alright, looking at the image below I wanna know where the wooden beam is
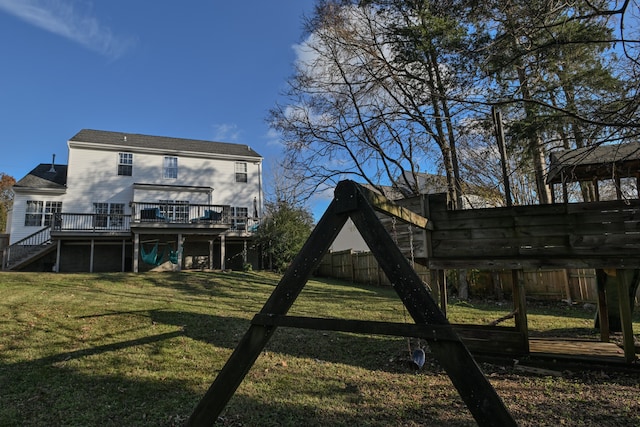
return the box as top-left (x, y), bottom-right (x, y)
top-left (616, 269), bottom-right (636, 363)
top-left (220, 234), bottom-right (225, 270)
top-left (596, 269), bottom-right (610, 342)
top-left (430, 269), bottom-right (441, 315)
top-left (251, 314), bottom-right (461, 342)
top-left (355, 183), bottom-right (433, 230)
top-left (55, 240), bottom-right (61, 272)
top-left (133, 233), bottom-right (139, 273)
top-left (89, 239), bottom-right (95, 273)
top-left (511, 270), bottom-right (529, 352)
top-left (208, 240), bottom-right (213, 270)
top-left (438, 269), bottom-right (447, 316)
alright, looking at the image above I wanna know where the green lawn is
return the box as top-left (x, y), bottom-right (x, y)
top-left (1, 271), bottom-right (638, 426)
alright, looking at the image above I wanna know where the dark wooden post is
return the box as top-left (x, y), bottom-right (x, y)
top-left (596, 269), bottom-right (610, 342)
top-left (511, 270), bottom-right (529, 352)
top-left (616, 269), bottom-right (636, 363)
top-left (430, 269), bottom-right (440, 312)
top-left (429, 269), bottom-right (448, 317)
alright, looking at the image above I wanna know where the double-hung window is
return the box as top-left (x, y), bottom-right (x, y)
top-left (235, 162), bottom-right (247, 183)
top-left (25, 201), bottom-right (44, 226)
top-left (118, 152), bottom-right (133, 176)
top-left (109, 203), bottom-right (125, 228)
top-left (164, 156), bottom-right (178, 179)
top-left (44, 201), bottom-right (63, 227)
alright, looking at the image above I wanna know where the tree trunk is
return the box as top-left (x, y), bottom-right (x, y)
top-left (516, 65), bottom-right (551, 204)
top-left (458, 269), bottom-right (469, 300)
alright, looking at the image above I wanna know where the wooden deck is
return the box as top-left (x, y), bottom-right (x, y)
top-left (528, 338), bottom-right (638, 366)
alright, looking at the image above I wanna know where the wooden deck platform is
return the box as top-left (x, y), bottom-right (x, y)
top-left (528, 338), bottom-right (638, 367)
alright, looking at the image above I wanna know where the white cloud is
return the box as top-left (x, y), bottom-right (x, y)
top-left (0, 0), bottom-right (135, 59)
top-left (265, 128), bottom-right (283, 147)
top-left (211, 123), bottom-right (241, 142)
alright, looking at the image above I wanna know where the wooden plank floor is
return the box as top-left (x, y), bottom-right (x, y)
top-left (529, 338), bottom-right (636, 365)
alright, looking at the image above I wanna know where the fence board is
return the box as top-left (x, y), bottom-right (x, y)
top-left (318, 252), bottom-right (640, 304)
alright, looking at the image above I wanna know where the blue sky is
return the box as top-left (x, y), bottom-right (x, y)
top-left (0, 1), bottom-right (330, 216)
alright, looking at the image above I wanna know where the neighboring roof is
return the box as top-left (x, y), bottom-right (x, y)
top-left (13, 163), bottom-right (68, 190)
top-left (361, 183), bottom-right (407, 200)
top-left (398, 171), bottom-right (496, 196)
top-left (69, 129), bottom-right (263, 159)
top-left (547, 142), bottom-right (640, 184)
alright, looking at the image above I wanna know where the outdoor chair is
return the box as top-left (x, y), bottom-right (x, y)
top-left (140, 207), bottom-right (166, 222)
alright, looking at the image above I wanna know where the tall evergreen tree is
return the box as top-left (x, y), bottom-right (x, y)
top-left (476, 0), bottom-right (627, 202)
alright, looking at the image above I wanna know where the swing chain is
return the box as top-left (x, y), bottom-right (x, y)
top-left (391, 215), bottom-right (422, 364)
top-left (408, 224), bottom-right (415, 268)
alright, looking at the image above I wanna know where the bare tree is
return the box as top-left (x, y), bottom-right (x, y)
top-left (269, 1), bottom-right (475, 207)
top-left (0, 173), bottom-right (16, 233)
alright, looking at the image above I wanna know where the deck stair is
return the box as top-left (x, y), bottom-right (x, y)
top-left (2, 227), bottom-right (54, 271)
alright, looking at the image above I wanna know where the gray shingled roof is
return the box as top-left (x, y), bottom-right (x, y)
top-left (14, 163), bottom-right (68, 189)
top-left (69, 129), bottom-right (262, 158)
top-left (547, 142), bottom-right (640, 183)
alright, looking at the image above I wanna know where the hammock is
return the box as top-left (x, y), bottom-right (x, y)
top-left (140, 241), bottom-right (166, 266)
top-left (168, 244), bottom-right (180, 265)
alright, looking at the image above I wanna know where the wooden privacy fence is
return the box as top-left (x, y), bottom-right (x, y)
top-left (317, 249), bottom-right (430, 287)
top-left (317, 251), bottom-right (640, 303)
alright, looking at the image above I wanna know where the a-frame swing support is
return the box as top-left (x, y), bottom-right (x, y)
top-left (187, 180), bottom-right (516, 426)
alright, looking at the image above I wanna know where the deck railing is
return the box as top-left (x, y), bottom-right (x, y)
top-left (52, 213), bottom-right (132, 232)
top-left (131, 202), bottom-right (230, 224)
top-left (131, 202), bottom-right (259, 232)
top-left (47, 203), bottom-right (260, 233)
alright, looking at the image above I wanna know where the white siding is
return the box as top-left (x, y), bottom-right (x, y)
top-left (9, 192), bottom-right (65, 244)
top-left (65, 146), bottom-right (262, 213)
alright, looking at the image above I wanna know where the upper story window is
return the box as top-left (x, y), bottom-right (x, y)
top-left (164, 156), bottom-right (178, 179)
top-left (118, 152), bottom-right (133, 176)
top-left (235, 162), bottom-right (247, 183)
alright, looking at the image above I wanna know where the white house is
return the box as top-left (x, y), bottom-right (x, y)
top-left (4, 129), bottom-right (263, 272)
